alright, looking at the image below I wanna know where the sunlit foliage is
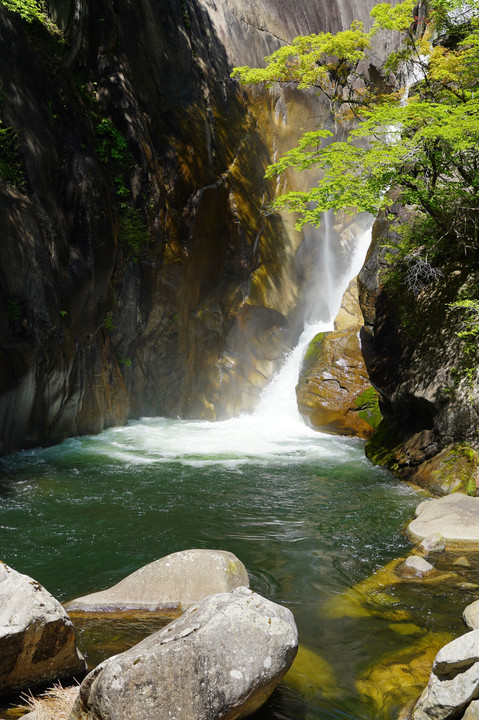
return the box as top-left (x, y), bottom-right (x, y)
top-left (232, 0), bottom-right (479, 261)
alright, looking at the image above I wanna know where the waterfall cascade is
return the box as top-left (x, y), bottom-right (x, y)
top-left (251, 218), bottom-right (374, 432)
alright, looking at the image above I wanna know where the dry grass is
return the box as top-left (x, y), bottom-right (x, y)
top-left (19, 683), bottom-right (79, 719)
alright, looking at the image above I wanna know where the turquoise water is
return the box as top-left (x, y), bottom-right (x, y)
top-left (2, 414), bottom-right (469, 719)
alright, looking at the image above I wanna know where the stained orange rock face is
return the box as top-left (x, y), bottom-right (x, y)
top-left (296, 328), bottom-right (378, 438)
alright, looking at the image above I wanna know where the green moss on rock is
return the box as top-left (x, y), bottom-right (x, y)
top-left (410, 444), bottom-right (479, 496)
top-left (365, 419), bottom-right (403, 469)
top-left (355, 386), bottom-right (382, 430)
top-left (300, 332), bottom-right (326, 376)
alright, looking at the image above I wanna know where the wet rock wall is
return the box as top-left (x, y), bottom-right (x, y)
top-left (0, 0), bottom-right (383, 454)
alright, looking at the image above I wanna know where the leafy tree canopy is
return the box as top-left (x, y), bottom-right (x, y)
top-left (231, 0), bottom-right (479, 266)
top-left (0, 0), bottom-right (46, 23)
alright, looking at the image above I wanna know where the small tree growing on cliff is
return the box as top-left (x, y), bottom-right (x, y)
top-left (0, 0), bottom-right (46, 23)
top-left (231, 0), bottom-right (479, 267)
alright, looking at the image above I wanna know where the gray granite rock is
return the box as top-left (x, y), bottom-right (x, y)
top-left (420, 533), bottom-right (446, 554)
top-left (0, 562), bottom-right (86, 696)
top-left (464, 601), bottom-right (479, 631)
top-left (412, 631), bottom-right (479, 720)
top-left (69, 587), bottom-right (298, 720)
top-left (408, 494), bottom-right (479, 548)
top-left (396, 556), bottom-right (435, 578)
top-left (66, 549), bottom-right (249, 613)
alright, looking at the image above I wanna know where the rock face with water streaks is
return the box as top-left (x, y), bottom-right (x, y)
top-left (69, 586), bottom-right (298, 720)
top-left (0, 0), bottom-right (389, 454)
top-left (0, 562), bottom-right (86, 696)
top-left (65, 549), bottom-right (249, 612)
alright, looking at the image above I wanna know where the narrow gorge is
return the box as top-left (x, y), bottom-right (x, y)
top-left (2, 0), bottom-right (479, 719)
top-left (0, 0), bottom-right (383, 453)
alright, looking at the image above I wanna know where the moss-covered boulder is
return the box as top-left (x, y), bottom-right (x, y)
top-left (296, 328), bottom-right (381, 438)
top-left (366, 422), bottom-right (479, 496)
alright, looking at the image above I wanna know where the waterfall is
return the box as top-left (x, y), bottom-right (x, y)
top-left (66, 217), bottom-right (375, 465)
top-left (252, 218), bottom-right (373, 428)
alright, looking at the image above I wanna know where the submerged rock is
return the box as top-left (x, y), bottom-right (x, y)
top-left (0, 562), bottom-right (86, 696)
top-left (396, 556), bottom-right (435, 578)
top-left (408, 494), bottom-right (479, 548)
top-left (411, 630), bottom-right (479, 720)
top-left (66, 549), bottom-right (249, 613)
top-left (453, 555), bottom-right (471, 568)
top-left (69, 587), bottom-right (298, 720)
top-left (283, 644), bottom-right (339, 700)
top-left (358, 633), bottom-right (452, 719)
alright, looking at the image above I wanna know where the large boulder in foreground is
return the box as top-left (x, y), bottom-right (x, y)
top-left (69, 586), bottom-right (298, 720)
top-left (66, 549), bottom-right (249, 613)
top-left (411, 630), bottom-right (479, 720)
top-left (408, 494), bottom-right (479, 549)
top-left (0, 562), bottom-right (86, 696)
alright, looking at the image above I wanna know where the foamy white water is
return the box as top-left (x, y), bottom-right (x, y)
top-left (253, 220), bottom-right (373, 426)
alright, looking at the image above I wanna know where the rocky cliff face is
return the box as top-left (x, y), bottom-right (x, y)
top-left (0, 0), bottom-right (383, 454)
top-left (358, 209), bottom-right (479, 494)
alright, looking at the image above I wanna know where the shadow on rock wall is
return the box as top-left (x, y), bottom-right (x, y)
top-left (0, 0), bottom-right (383, 453)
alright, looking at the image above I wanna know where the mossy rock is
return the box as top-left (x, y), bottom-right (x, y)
top-left (321, 556), bottom-right (456, 622)
top-left (355, 386), bottom-right (382, 431)
top-left (410, 444), bottom-right (479, 496)
top-left (365, 419), bottom-right (404, 469)
top-left (297, 329), bottom-right (378, 439)
top-left (283, 644), bottom-right (339, 700)
top-left (356, 632), bottom-right (454, 717)
top-left (300, 332), bottom-right (326, 377)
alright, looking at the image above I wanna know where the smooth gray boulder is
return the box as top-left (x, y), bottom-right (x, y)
top-left (396, 556), bottom-right (435, 578)
top-left (420, 533), bottom-right (446, 554)
top-left (464, 601), bottom-right (479, 631)
top-left (412, 631), bottom-right (479, 720)
top-left (0, 562), bottom-right (86, 696)
top-left (408, 494), bottom-right (479, 548)
top-left (69, 586), bottom-right (298, 720)
top-left (66, 549), bottom-right (249, 612)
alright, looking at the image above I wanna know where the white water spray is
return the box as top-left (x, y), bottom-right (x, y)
top-left (252, 219), bottom-right (373, 430)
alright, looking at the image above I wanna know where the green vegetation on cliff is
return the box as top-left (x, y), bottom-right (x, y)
top-left (0, 125), bottom-right (24, 187)
top-left (0, 0), bottom-right (45, 23)
top-left (234, 0), bottom-right (479, 435)
top-left (232, 0), bottom-right (479, 269)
